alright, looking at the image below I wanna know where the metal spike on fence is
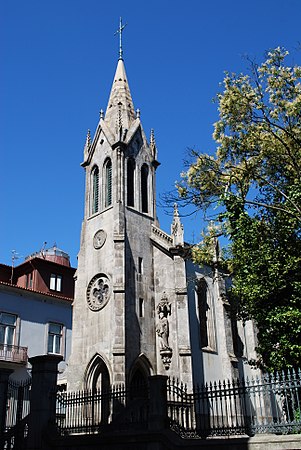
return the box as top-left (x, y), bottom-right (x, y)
top-left (291, 367), bottom-right (296, 381)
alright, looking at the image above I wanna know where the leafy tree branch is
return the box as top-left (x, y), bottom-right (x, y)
top-left (177, 47), bottom-right (301, 370)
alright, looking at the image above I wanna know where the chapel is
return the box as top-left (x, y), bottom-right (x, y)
top-left (66, 33), bottom-right (257, 393)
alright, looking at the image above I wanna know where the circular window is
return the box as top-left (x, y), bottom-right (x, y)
top-left (86, 274), bottom-right (110, 311)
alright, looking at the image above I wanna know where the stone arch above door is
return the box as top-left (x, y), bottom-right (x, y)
top-left (84, 353), bottom-right (111, 393)
top-left (129, 354), bottom-right (153, 397)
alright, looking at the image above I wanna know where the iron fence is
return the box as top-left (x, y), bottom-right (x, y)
top-left (5, 379), bottom-right (31, 431)
top-left (0, 378), bottom-right (31, 450)
top-left (54, 369), bottom-right (301, 438)
top-left (167, 368), bottom-right (301, 438)
top-left (1, 416), bottom-right (29, 450)
top-left (55, 382), bottom-right (149, 435)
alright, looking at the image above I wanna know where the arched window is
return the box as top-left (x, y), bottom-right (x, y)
top-left (197, 279), bottom-right (216, 351)
top-left (91, 166), bottom-right (99, 214)
top-left (127, 158), bottom-right (135, 207)
top-left (141, 164), bottom-right (148, 213)
top-left (104, 159), bottom-right (112, 207)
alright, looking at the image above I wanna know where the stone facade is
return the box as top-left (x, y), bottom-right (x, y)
top-left (66, 55), bottom-right (256, 392)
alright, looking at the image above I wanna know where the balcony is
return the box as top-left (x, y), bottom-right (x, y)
top-left (0, 344), bottom-right (28, 364)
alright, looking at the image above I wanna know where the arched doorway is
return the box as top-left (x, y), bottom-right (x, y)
top-left (129, 356), bottom-right (152, 400)
top-left (85, 354), bottom-right (111, 425)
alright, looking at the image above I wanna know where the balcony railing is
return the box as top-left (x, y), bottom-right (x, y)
top-left (0, 344), bottom-right (28, 364)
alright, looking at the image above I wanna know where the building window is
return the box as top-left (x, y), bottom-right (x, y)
top-left (141, 164), bottom-right (148, 213)
top-left (127, 158), bottom-right (135, 207)
top-left (0, 313), bottom-right (17, 346)
top-left (50, 274), bottom-right (62, 292)
top-left (105, 158), bottom-right (112, 207)
top-left (48, 323), bottom-right (63, 354)
top-left (92, 166), bottom-right (99, 214)
top-left (197, 279), bottom-right (216, 352)
top-left (26, 272), bottom-right (33, 289)
top-left (139, 298), bottom-right (144, 318)
top-left (138, 257), bottom-right (143, 275)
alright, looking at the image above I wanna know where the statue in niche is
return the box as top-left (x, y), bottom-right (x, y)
top-left (156, 310), bottom-right (170, 350)
top-left (156, 293), bottom-right (173, 369)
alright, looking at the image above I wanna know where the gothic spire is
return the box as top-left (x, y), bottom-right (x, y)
top-left (104, 57), bottom-right (136, 135)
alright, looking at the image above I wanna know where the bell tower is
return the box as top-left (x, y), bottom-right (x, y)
top-left (67, 28), bottom-right (160, 390)
top-left (67, 24), bottom-right (241, 393)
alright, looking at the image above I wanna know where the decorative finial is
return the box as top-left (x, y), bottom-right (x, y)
top-left (150, 128), bottom-right (156, 149)
top-left (86, 129), bottom-right (91, 145)
top-left (115, 17), bottom-right (127, 60)
top-left (150, 128), bottom-right (158, 159)
top-left (173, 203), bottom-right (179, 217)
top-left (207, 221), bottom-right (222, 263)
top-left (171, 203), bottom-right (184, 246)
top-left (136, 108), bottom-right (140, 119)
top-left (84, 129), bottom-right (91, 155)
top-left (100, 109), bottom-right (104, 120)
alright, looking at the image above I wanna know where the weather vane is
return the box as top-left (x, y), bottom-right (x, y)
top-left (115, 17), bottom-right (127, 60)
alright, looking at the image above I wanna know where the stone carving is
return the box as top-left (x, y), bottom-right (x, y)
top-left (171, 203), bottom-right (184, 246)
top-left (156, 292), bottom-right (173, 370)
top-left (93, 229), bottom-right (107, 249)
top-left (87, 274), bottom-right (110, 311)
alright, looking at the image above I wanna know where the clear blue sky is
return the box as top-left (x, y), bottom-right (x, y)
top-left (1, 0), bottom-right (300, 267)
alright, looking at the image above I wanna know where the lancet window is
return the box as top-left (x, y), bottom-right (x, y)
top-left (127, 158), bottom-right (135, 207)
top-left (197, 279), bottom-right (217, 352)
top-left (141, 164), bottom-right (148, 213)
top-left (104, 158), bottom-right (112, 207)
top-left (91, 166), bottom-right (99, 214)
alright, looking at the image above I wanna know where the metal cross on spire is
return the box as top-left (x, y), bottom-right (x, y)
top-left (115, 17), bottom-right (127, 60)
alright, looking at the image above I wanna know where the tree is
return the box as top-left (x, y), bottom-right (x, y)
top-left (178, 48), bottom-right (301, 371)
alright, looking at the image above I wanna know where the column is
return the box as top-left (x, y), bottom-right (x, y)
top-left (148, 375), bottom-right (168, 431)
top-left (27, 354), bottom-right (62, 450)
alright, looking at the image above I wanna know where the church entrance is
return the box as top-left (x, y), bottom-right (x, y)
top-left (129, 367), bottom-right (149, 400)
top-left (85, 355), bottom-right (111, 425)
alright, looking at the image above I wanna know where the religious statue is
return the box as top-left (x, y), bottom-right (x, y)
top-left (156, 293), bottom-right (173, 369)
top-left (156, 311), bottom-right (170, 350)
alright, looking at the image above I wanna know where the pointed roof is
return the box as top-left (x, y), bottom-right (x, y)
top-left (104, 58), bottom-right (136, 133)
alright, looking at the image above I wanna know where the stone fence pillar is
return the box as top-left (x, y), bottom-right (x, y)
top-left (0, 368), bottom-right (13, 435)
top-left (27, 354), bottom-right (62, 450)
top-left (148, 375), bottom-right (168, 431)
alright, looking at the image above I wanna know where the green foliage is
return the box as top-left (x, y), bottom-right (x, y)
top-left (178, 48), bottom-right (301, 371)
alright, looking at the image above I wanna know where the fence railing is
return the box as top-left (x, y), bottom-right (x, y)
top-left (55, 369), bottom-right (301, 438)
top-left (167, 368), bottom-right (301, 438)
top-left (1, 416), bottom-right (29, 450)
top-left (5, 379), bottom-right (31, 431)
top-left (0, 378), bottom-right (31, 450)
top-left (55, 382), bottom-right (149, 435)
